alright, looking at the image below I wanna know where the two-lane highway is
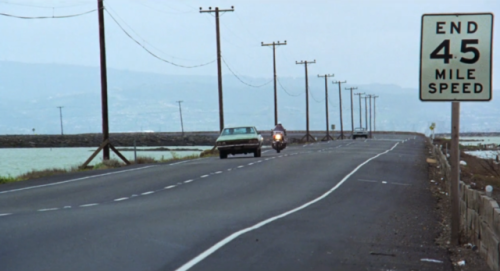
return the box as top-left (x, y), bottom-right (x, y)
top-left (0, 134), bottom-right (452, 271)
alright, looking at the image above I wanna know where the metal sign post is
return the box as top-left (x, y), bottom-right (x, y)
top-left (420, 13), bottom-right (494, 245)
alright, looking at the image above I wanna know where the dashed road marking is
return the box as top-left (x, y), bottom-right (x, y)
top-left (80, 203), bottom-right (98, 208)
top-left (237, 166), bottom-right (244, 168)
top-left (184, 179), bottom-right (194, 183)
top-left (63, 206), bottom-right (72, 209)
top-left (215, 171), bottom-right (223, 174)
top-left (114, 197), bottom-right (129, 202)
top-left (382, 181), bottom-right (388, 184)
top-left (38, 208), bottom-right (59, 212)
top-left (0, 213), bottom-right (12, 217)
top-left (165, 185), bottom-right (176, 189)
top-left (141, 191), bottom-right (155, 195)
top-left (201, 175), bottom-right (209, 178)
top-left (248, 163), bottom-right (254, 166)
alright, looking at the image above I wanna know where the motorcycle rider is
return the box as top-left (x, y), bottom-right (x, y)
top-left (272, 122), bottom-right (287, 153)
top-left (273, 122), bottom-right (287, 136)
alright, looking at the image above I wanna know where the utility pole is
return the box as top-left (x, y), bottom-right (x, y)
top-left (97, 0), bottom-right (109, 160)
top-left (354, 92), bottom-right (365, 128)
top-left (364, 95), bottom-right (369, 130)
top-left (368, 94), bottom-right (373, 138)
top-left (332, 80), bottom-right (346, 139)
top-left (200, 6), bottom-right (234, 132)
top-left (373, 95), bottom-right (379, 132)
top-left (57, 106), bottom-right (64, 135)
top-left (296, 60), bottom-right (316, 143)
top-left (318, 74), bottom-right (335, 141)
top-left (262, 40), bottom-right (286, 126)
top-left (80, 0), bottom-right (130, 168)
top-left (176, 101), bottom-right (184, 136)
top-left (345, 87), bottom-right (358, 138)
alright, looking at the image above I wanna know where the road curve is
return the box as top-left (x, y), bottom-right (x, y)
top-left (0, 134), bottom-right (452, 271)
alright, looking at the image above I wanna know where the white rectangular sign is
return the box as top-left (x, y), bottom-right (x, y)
top-left (420, 13), bottom-right (493, 101)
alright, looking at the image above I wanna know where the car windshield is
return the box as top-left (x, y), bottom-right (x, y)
top-left (222, 127), bottom-right (255, 135)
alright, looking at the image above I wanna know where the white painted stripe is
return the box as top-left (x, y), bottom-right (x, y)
top-left (227, 169), bottom-right (232, 171)
top-left (214, 171), bottom-right (223, 174)
top-left (165, 185), bottom-right (176, 189)
top-left (63, 206), bottom-right (72, 209)
top-left (38, 208), bottom-right (58, 212)
top-left (114, 197), bottom-right (129, 201)
top-left (141, 191), bottom-right (154, 195)
top-left (175, 142), bottom-right (400, 271)
top-left (0, 213), bottom-right (12, 217)
top-left (0, 165), bottom-right (157, 195)
top-left (237, 166), bottom-right (244, 168)
top-left (200, 175), bottom-right (209, 178)
top-left (257, 160), bottom-right (262, 163)
top-left (262, 150), bottom-right (270, 153)
top-left (248, 163), bottom-right (254, 166)
top-left (80, 203), bottom-right (98, 208)
top-left (184, 179), bottom-right (194, 183)
top-left (421, 258), bottom-right (443, 264)
top-left (382, 181), bottom-right (387, 184)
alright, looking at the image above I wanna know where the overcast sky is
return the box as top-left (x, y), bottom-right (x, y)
top-left (0, 0), bottom-right (498, 89)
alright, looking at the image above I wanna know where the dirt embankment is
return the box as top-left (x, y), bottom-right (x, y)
top-left (0, 133), bottom-right (218, 148)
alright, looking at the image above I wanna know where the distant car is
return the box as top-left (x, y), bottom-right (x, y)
top-left (216, 126), bottom-right (264, 159)
top-left (353, 128), bottom-right (368, 139)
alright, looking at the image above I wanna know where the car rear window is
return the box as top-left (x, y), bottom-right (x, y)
top-left (222, 127), bottom-right (255, 135)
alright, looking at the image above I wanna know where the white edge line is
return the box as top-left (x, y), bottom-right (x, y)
top-left (174, 142), bottom-right (400, 271)
top-left (0, 165), bottom-right (157, 195)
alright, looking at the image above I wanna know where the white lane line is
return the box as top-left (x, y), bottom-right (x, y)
top-left (38, 208), bottom-right (59, 212)
top-left (357, 179), bottom-right (378, 183)
top-left (248, 163), bottom-right (254, 166)
top-left (63, 206), bottom-right (72, 209)
top-left (0, 213), bottom-right (12, 217)
top-left (262, 150), bottom-right (270, 154)
top-left (184, 179), bottom-right (194, 183)
top-left (346, 142), bottom-right (354, 146)
top-left (237, 166), bottom-right (244, 168)
top-left (141, 191), bottom-right (154, 195)
top-left (165, 185), bottom-right (176, 189)
top-left (382, 181), bottom-right (387, 184)
top-left (114, 197), bottom-right (129, 202)
top-left (215, 171), bottom-right (223, 174)
top-left (257, 160), bottom-right (262, 163)
top-left (265, 158), bottom-right (270, 161)
top-left (80, 203), bottom-right (98, 208)
top-left (175, 142), bottom-right (400, 271)
top-left (227, 169), bottom-right (232, 171)
top-left (0, 165), bottom-right (157, 195)
top-left (200, 175), bottom-right (209, 178)
top-left (364, 139), bottom-right (367, 142)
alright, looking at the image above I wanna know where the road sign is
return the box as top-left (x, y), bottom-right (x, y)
top-left (420, 13), bottom-right (493, 101)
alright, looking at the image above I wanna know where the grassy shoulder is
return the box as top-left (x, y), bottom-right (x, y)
top-left (0, 150), bottom-right (218, 185)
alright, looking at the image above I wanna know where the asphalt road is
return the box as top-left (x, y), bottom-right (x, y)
top-left (0, 134), bottom-right (453, 271)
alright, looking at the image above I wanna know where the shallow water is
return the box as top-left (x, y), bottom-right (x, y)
top-left (0, 146), bottom-right (211, 177)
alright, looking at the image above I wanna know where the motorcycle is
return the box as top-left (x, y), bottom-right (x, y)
top-left (271, 131), bottom-right (287, 153)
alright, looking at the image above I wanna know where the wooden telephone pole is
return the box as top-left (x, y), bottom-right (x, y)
top-left (81, 0), bottom-right (130, 168)
top-left (318, 74), bottom-right (335, 141)
top-left (296, 60), bottom-right (316, 143)
top-left (345, 87), bottom-right (358, 138)
top-left (200, 6), bottom-right (234, 132)
top-left (332, 80), bottom-right (346, 139)
top-left (262, 40), bottom-right (286, 126)
top-left (354, 93), bottom-right (365, 128)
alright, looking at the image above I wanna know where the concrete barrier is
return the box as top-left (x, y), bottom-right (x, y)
top-left (430, 138), bottom-right (500, 271)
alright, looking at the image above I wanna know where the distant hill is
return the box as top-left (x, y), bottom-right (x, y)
top-left (0, 61), bottom-right (498, 135)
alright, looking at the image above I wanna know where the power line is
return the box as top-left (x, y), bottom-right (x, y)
top-left (0, 8), bottom-right (97, 19)
top-left (276, 76), bottom-right (302, 97)
top-left (104, 8), bottom-right (216, 68)
top-left (221, 56), bottom-right (272, 88)
top-left (0, 1), bottom-right (92, 9)
top-left (309, 89), bottom-right (324, 103)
